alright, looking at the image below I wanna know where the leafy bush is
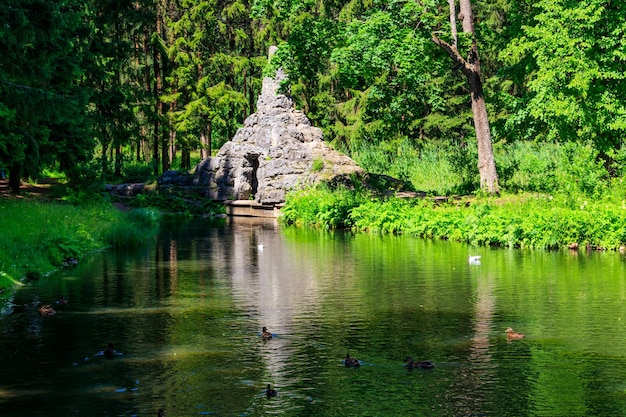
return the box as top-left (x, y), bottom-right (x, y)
top-left (281, 185), bottom-right (369, 229)
top-left (497, 141), bottom-right (608, 195)
top-left (122, 162), bottom-right (155, 183)
top-left (283, 187), bottom-right (626, 250)
top-left (65, 159), bottom-right (106, 196)
top-left (131, 190), bottom-right (225, 216)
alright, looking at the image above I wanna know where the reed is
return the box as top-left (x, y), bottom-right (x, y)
top-left (350, 139), bottom-right (463, 195)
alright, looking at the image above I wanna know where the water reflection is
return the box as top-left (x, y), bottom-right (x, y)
top-left (2, 217), bottom-right (626, 416)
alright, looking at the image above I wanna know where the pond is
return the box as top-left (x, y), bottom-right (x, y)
top-left (1, 217), bottom-right (626, 417)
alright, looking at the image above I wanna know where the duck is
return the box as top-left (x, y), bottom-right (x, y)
top-left (266, 384), bottom-right (278, 398)
top-left (38, 304), bottom-right (56, 316)
top-left (344, 353), bottom-right (360, 368)
top-left (103, 343), bottom-right (116, 358)
top-left (261, 326), bottom-right (272, 340)
top-left (405, 357), bottom-right (435, 369)
top-left (506, 327), bottom-right (525, 340)
top-left (468, 255), bottom-right (481, 265)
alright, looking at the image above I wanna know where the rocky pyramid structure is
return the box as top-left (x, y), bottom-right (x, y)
top-left (192, 47), bottom-right (364, 205)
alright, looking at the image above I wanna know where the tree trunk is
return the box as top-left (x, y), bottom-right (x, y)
top-left (200, 121), bottom-right (213, 159)
top-left (181, 147), bottom-right (190, 170)
top-left (432, 0), bottom-right (500, 194)
top-left (152, 3), bottom-right (163, 177)
top-left (8, 163), bottom-right (21, 194)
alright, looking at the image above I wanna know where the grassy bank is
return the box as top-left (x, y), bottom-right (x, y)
top-left (280, 184), bottom-right (626, 250)
top-left (0, 199), bottom-right (159, 294)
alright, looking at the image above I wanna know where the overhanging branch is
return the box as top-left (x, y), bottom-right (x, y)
top-left (431, 35), bottom-right (471, 76)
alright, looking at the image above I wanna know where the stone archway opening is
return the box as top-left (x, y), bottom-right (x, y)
top-left (246, 154), bottom-right (260, 198)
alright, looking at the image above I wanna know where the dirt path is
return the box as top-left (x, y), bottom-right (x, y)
top-left (0, 178), bottom-right (63, 199)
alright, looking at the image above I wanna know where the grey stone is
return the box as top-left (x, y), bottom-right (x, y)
top-left (191, 48), bottom-right (364, 205)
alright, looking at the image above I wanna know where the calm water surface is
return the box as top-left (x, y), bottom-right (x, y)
top-left (1, 217), bottom-right (626, 417)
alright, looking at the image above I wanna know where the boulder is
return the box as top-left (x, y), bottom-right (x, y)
top-left (192, 47), bottom-right (365, 205)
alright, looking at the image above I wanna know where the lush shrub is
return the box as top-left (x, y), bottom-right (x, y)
top-left (130, 191), bottom-right (225, 216)
top-left (280, 185), bottom-right (369, 229)
top-left (497, 141), bottom-right (608, 195)
top-left (281, 188), bottom-right (626, 250)
top-left (122, 162), bottom-right (155, 183)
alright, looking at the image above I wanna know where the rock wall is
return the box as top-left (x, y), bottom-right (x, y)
top-left (192, 47), bottom-right (364, 205)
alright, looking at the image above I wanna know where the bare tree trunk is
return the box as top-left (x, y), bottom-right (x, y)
top-left (432, 0), bottom-right (500, 194)
top-left (181, 147), bottom-right (190, 170)
top-left (448, 0), bottom-right (458, 47)
top-left (200, 128), bottom-right (209, 160)
top-left (207, 121), bottom-right (212, 156)
top-left (153, 53), bottom-right (161, 176)
top-left (152, 2), bottom-right (163, 176)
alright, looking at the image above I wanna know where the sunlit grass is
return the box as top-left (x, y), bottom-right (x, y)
top-left (350, 139), bottom-right (462, 195)
top-left (0, 199), bottom-right (159, 294)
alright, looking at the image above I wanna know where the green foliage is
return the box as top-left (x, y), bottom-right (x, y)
top-left (122, 162), bottom-right (156, 183)
top-left (280, 185), bottom-right (369, 229)
top-left (350, 138), bottom-right (464, 195)
top-left (311, 158), bottom-right (324, 172)
top-left (345, 190), bottom-right (626, 250)
top-left (497, 141), bottom-right (608, 195)
top-left (498, 0), bottom-right (626, 148)
top-left (0, 0), bottom-right (94, 186)
top-left (0, 199), bottom-right (159, 292)
top-left (64, 160), bottom-right (107, 203)
top-left (131, 190), bottom-right (226, 216)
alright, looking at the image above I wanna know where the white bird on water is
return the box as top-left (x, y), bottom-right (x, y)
top-left (468, 255), bottom-right (481, 265)
top-left (257, 244), bottom-right (264, 251)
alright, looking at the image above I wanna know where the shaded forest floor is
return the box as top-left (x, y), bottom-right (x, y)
top-left (0, 178), bottom-right (62, 199)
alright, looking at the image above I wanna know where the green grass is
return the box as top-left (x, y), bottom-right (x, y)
top-left (0, 199), bottom-right (159, 294)
top-left (350, 139), bottom-right (464, 195)
top-left (280, 184), bottom-right (626, 250)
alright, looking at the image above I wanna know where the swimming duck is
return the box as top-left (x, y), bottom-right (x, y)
top-left (506, 327), bottom-right (525, 340)
top-left (103, 343), bottom-right (116, 359)
top-left (468, 255), bottom-right (481, 265)
top-left (266, 384), bottom-right (278, 398)
top-left (38, 304), bottom-right (56, 316)
top-left (344, 353), bottom-right (360, 368)
top-left (261, 326), bottom-right (272, 340)
top-left (405, 357), bottom-right (434, 369)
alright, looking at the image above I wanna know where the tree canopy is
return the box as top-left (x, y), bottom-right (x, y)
top-left (0, 0), bottom-right (624, 194)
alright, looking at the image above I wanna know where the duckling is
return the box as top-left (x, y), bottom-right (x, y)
top-left (266, 384), bottom-right (278, 398)
top-left (344, 353), bottom-right (360, 368)
top-left (103, 343), bottom-right (116, 359)
top-left (261, 326), bottom-right (272, 340)
top-left (405, 357), bottom-right (434, 369)
top-left (506, 327), bottom-right (525, 340)
top-left (38, 304), bottom-right (56, 316)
